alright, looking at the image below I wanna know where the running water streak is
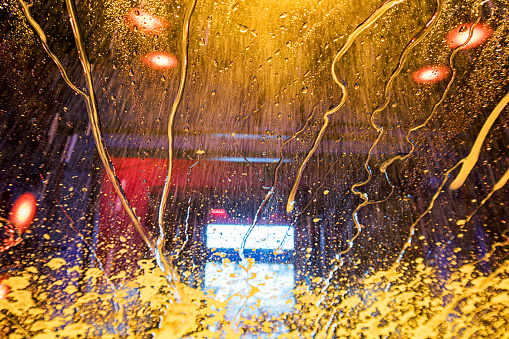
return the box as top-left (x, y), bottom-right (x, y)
top-left (18, 0), bottom-right (177, 284)
top-left (286, 0), bottom-right (407, 214)
top-left (17, 0), bottom-right (86, 97)
top-left (157, 0), bottom-right (198, 273)
top-left (64, 0), bottom-right (180, 278)
top-left (449, 87), bottom-right (509, 190)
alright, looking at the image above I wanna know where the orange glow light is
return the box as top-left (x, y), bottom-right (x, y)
top-left (142, 52), bottom-right (178, 70)
top-left (9, 192), bottom-right (37, 234)
top-left (0, 284), bottom-right (9, 299)
top-left (412, 66), bottom-right (450, 84)
top-left (125, 8), bottom-right (168, 34)
top-left (446, 23), bottom-right (492, 49)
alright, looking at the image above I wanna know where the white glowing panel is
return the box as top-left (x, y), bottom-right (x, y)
top-left (206, 224), bottom-right (294, 250)
top-left (204, 262), bottom-right (295, 317)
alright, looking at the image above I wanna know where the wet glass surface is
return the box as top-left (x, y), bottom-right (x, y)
top-left (1, 0), bottom-right (509, 337)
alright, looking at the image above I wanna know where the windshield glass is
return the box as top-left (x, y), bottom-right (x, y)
top-left (1, 0), bottom-right (509, 338)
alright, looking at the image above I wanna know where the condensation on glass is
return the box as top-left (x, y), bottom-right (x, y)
top-left (1, 0), bottom-right (509, 337)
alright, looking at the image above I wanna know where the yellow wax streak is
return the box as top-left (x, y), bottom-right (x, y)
top-left (450, 88), bottom-right (509, 190)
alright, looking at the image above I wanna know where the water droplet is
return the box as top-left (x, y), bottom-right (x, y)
top-left (161, 75), bottom-right (166, 81)
top-left (301, 87), bottom-right (308, 94)
top-left (459, 25), bottom-right (468, 33)
top-left (280, 12), bottom-right (287, 18)
top-left (354, 83), bottom-right (360, 89)
top-left (129, 69), bottom-right (134, 76)
top-left (239, 24), bottom-right (249, 33)
top-left (211, 89), bottom-right (216, 95)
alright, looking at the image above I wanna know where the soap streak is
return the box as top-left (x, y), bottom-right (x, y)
top-left (157, 0), bottom-right (198, 280)
top-left (17, 0), bottom-right (86, 97)
top-left (455, 165), bottom-right (509, 230)
top-left (277, 160), bottom-right (338, 252)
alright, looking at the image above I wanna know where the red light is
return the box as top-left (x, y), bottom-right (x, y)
top-left (412, 66), bottom-right (450, 84)
top-left (9, 193), bottom-right (37, 234)
top-left (125, 8), bottom-right (169, 34)
top-left (210, 208), bottom-right (229, 219)
top-left (142, 52), bottom-right (178, 70)
top-left (446, 23), bottom-right (492, 49)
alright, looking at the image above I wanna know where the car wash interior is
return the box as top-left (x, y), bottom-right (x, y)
top-left (1, 0), bottom-right (509, 337)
